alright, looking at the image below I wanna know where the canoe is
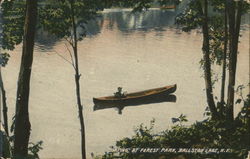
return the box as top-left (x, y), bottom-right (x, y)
top-left (93, 84), bottom-right (176, 105)
top-left (160, 5), bottom-right (176, 10)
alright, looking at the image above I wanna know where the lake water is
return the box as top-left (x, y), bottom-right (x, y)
top-left (2, 9), bottom-right (249, 158)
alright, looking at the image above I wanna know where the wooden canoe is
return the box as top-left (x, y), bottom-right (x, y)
top-left (93, 84), bottom-right (177, 104)
top-left (160, 5), bottom-right (176, 10)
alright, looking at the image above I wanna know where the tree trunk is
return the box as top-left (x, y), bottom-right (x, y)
top-left (13, 0), bottom-right (37, 158)
top-left (226, 0), bottom-right (242, 122)
top-left (247, 91), bottom-right (250, 147)
top-left (200, 0), bottom-right (219, 120)
top-left (73, 46), bottom-right (86, 159)
top-left (70, 1), bottom-right (86, 159)
top-left (219, 1), bottom-right (228, 117)
top-left (248, 31), bottom-right (250, 147)
top-left (0, 68), bottom-right (9, 136)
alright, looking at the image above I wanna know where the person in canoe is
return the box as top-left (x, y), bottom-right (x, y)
top-left (114, 87), bottom-right (126, 98)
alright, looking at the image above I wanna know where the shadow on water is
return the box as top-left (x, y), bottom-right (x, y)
top-left (35, 30), bottom-right (59, 52)
top-left (93, 94), bottom-right (176, 114)
top-left (34, 18), bottom-right (104, 52)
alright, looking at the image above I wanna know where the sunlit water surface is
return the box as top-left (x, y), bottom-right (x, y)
top-left (2, 9), bottom-right (249, 158)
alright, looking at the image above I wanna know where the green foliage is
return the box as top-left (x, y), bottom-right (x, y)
top-left (0, 52), bottom-right (10, 67)
top-left (175, 0), bottom-right (203, 32)
top-left (210, 0), bottom-right (226, 12)
top-left (195, 15), bottom-right (227, 74)
top-left (1, 131), bottom-right (12, 158)
top-left (171, 114), bottom-right (188, 125)
top-left (0, 0), bottom-right (25, 66)
top-left (176, 0), bottom-right (250, 66)
top-left (27, 141), bottom-right (43, 159)
top-left (117, 119), bottom-right (157, 149)
top-left (39, 0), bottom-right (102, 41)
top-left (1, 0), bottom-right (25, 50)
top-left (235, 85), bottom-right (250, 122)
top-left (176, 0), bottom-right (231, 98)
top-left (209, 16), bottom-right (226, 65)
top-left (101, 115), bottom-right (250, 159)
top-left (103, 0), bottom-right (154, 11)
top-left (1, 129), bottom-right (43, 159)
top-left (130, 0), bottom-right (154, 12)
top-left (159, 0), bottom-right (181, 6)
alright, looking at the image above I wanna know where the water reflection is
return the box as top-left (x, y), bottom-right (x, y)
top-left (34, 8), bottom-right (250, 52)
top-left (35, 30), bottom-right (59, 52)
top-left (35, 18), bottom-right (103, 52)
top-left (84, 18), bottom-right (104, 36)
top-left (94, 94), bottom-right (176, 114)
top-left (103, 9), bottom-right (176, 32)
top-left (34, 9), bottom-right (178, 52)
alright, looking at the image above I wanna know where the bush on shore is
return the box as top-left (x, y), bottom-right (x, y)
top-left (98, 95), bottom-right (250, 159)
